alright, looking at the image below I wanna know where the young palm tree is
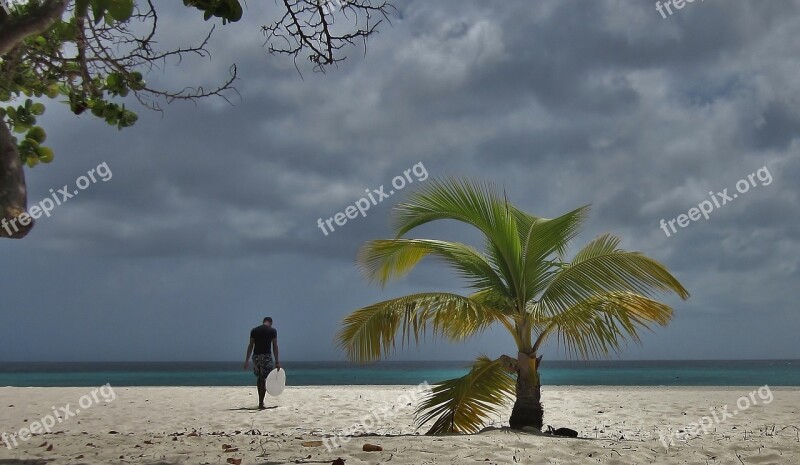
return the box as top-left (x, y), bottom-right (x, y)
top-left (336, 178), bottom-right (689, 434)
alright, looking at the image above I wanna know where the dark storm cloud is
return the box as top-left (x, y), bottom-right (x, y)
top-left (1, 0), bottom-right (798, 362)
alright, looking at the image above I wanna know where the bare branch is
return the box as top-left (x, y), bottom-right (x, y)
top-left (262, 0), bottom-right (393, 73)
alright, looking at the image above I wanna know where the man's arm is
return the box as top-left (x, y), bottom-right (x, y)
top-left (243, 337), bottom-right (254, 370)
top-left (272, 337), bottom-right (281, 370)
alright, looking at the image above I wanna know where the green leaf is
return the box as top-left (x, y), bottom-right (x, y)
top-left (107, 0), bottom-right (134, 21)
top-left (30, 103), bottom-right (46, 116)
top-left (105, 73), bottom-right (120, 88)
top-left (75, 0), bottom-right (90, 17)
top-left (37, 146), bottom-right (54, 163)
top-left (90, 0), bottom-right (109, 24)
top-left (26, 126), bottom-right (46, 143)
top-left (44, 85), bottom-right (60, 99)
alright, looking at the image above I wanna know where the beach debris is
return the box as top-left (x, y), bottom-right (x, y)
top-left (545, 426), bottom-right (578, 438)
top-left (222, 444), bottom-right (239, 453)
top-left (331, 458), bottom-right (345, 465)
top-left (108, 430), bottom-right (119, 434)
top-left (226, 458), bottom-right (242, 465)
top-left (46, 444), bottom-right (53, 451)
top-left (301, 440), bottom-right (324, 447)
top-left (362, 443), bottom-right (383, 451)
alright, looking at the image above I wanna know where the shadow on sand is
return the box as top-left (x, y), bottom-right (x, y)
top-left (228, 406), bottom-right (279, 411)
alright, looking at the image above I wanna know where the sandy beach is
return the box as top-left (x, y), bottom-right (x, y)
top-left (0, 385), bottom-right (798, 464)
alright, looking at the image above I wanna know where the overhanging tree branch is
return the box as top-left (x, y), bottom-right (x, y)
top-left (2, 0), bottom-right (391, 239)
top-left (0, 0), bottom-right (68, 55)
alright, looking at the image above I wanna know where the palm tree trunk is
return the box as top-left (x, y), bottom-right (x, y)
top-left (508, 352), bottom-right (543, 430)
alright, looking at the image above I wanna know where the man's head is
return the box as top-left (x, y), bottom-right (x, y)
top-left (263, 317), bottom-right (273, 327)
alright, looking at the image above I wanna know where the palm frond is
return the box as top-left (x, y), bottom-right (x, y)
top-left (416, 355), bottom-right (516, 435)
top-left (538, 235), bottom-right (690, 317)
top-left (468, 288), bottom-right (520, 345)
top-left (468, 288), bottom-right (513, 314)
top-left (533, 292), bottom-right (674, 358)
top-left (336, 293), bottom-right (507, 362)
top-left (392, 178), bottom-right (512, 238)
top-left (357, 239), bottom-right (509, 293)
top-left (571, 233), bottom-right (621, 265)
top-left (523, 206), bottom-right (590, 263)
top-left (520, 206), bottom-right (590, 301)
top-left (509, 205), bottom-right (542, 239)
top-left (391, 178), bottom-right (525, 300)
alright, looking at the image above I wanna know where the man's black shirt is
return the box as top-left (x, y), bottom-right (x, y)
top-left (250, 325), bottom-right (277, 355)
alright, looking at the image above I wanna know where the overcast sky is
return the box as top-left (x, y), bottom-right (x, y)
top-left (1, 0), bottom-right (798, 362)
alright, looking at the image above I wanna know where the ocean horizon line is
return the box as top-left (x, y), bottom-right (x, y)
top-left (1, 360), bottom-right (798, 387)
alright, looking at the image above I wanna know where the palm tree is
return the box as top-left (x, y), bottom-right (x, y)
top-left (336, 178), bottom-right (689, 434)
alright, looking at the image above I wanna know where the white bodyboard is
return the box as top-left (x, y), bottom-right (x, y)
top-left (265, 368), bottom-right (286, 396)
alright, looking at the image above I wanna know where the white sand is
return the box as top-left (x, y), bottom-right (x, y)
top-left (1, 386), bottom-right (798, 464)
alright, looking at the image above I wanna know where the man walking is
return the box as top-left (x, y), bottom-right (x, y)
top-left (244, 317), bottom-right (281, 410)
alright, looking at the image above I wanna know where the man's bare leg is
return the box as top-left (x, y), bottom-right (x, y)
top-left (257, 377), bottom-right (267, 409)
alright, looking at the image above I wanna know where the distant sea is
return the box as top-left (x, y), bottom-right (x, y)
top-left (0, 360), bottom-right (798, 387)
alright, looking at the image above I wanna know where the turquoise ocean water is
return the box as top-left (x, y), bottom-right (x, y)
top-left (0, 360), bottom-right (798, 387)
